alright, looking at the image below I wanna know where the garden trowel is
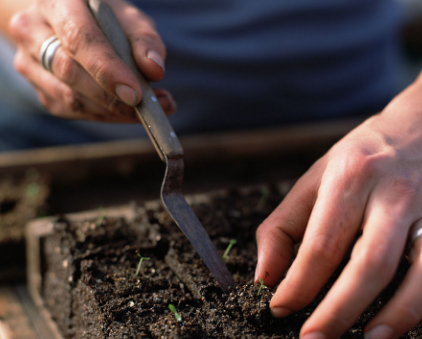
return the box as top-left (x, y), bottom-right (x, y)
top-left (89, 0), bottom-right (235, 292)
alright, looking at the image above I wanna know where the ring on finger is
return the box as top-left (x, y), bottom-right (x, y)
top-left (40, 36), bottom-right (61, 73)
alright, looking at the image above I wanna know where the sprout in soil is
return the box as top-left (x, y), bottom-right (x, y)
top-left (96, 206), bottom-right (107, 226)
top-left (222, 239), bottom-right (237, 260)
top-left (132, 253), bottom-right (150, 278)
top-left (168, 304), bottom-right (182, 322)
top-left (257, 186), bottom-right (271, 210)
top-left (257, 278), bottom-right (266, 296)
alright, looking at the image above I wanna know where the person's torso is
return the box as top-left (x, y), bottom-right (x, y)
top-left (130, 0), bottom-right (404, 132)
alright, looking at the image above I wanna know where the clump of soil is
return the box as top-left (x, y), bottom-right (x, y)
top-left (41, 185), bottom-right (421, 338)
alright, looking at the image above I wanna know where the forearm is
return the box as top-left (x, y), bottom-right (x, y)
top-left (0, 0), bottom-right (33, 40)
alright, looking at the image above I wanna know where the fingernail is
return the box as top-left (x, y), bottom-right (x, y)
top-left (365, 325), bottom-right (394, 339)
top-left (147, 50), bottom-right (165, 72)
top-left (301, 331), bottom-right (326, 339)
top-left (115, 84), bottom-right (138, 106)
top-left (270, 307), bottom-right (292, 318)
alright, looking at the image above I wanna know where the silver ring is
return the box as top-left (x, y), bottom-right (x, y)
top-left (407, 219), bottom-right (422, 263)
top-left (39, 36), bottom-right (61, 73)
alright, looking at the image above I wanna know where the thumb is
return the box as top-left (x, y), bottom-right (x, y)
top-left (255, 161), bottom-right (323, 286)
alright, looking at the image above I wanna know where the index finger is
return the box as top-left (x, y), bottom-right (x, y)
top-left (41, 0), bottom-right (142, 106)
top-left (255, 159), bottom-right (325, 286)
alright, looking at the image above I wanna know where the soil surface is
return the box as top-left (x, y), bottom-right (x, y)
top-left (41, 184), bottom-right (422, 338)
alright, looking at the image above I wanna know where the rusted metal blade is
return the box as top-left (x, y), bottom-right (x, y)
top-left (161, 157), bottom-right (235, 293)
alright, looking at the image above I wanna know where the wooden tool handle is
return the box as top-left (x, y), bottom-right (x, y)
top-left (88, 0), bottom-right (183, 161)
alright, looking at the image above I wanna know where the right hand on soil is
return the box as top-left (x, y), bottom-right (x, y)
top-left (9, 0), bottom-right (176, 123)
top-left (255, 74), bottom-right (422, 338)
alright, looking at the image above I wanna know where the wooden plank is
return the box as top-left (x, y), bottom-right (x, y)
top-left (26, 205), bottom-right (136, 339)
top-left (15, 286), bottom-right (62, 339)
top-left (0, 286), bottom-right (36, 339)
top-left (0, 118), bottom-right (363, 183)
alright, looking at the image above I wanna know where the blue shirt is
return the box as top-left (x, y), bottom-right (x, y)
top-left (131, 0), bottom-right (403, 133)
top-left (0, 0), bottom-right (404, 150)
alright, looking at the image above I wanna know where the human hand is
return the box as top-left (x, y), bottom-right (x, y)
top-left (255, 75), bottom-right (422, 338)
top-left (9, 0), bottom-right (176, 122)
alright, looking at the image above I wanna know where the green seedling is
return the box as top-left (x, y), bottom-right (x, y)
top-left (257, 186), bottom-right (271, 210)
top-left (168, 304), bottom-right (182, 323)
top-left (133, 253), bottom-right (150, 278)
top-left (257, 278), bottom-right (266, 296)
top-left (222, 239), bottom-right (237, 260)
top-left (95, 206), bottom-right (107, 226)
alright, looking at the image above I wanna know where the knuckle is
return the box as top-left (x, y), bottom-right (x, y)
top-left (9, 11), bottom-right (30, 39)
top-left (389, 176), bottom-right (419, 199)
top-left (126, 6), bottom-right (157, 29)
top-left (328, 149), bottom-right (381, 194)
top-left (343, 152), bottom-right (377, 181)
top-left (60, 18), bottom-right (92, 56)
top-left (91, 114), bottom-right (107, 122)
top-left (14, 52), bottom-right (27, 75)
top-left (99, 90), bottom-right (116, 109)
top-left (264, 228), bottom-right (294, 261)
top-left (383, 175), bottom-right (421, 214)
top-left (55, 52), bottom-right (77, 84)
top-left (140, 13), bottom-right (157, 29)
top-left (257, 216), bottom-right (296, 243)
top-left (37, 91), bottom-right (52, 110)
top-left (110, 101), bottom-right (135, 118)
top-left (255, 220), bottom-right (272, 242)
top-left (88, 59), bottom-right (111, 87)
top-left (279, 288), bottom-right (310, 310)
top-left (394, 305), bottom-right (422, 327)
top-left (132, 32), bottom-right (166, 57)
top-left (358, 247), bottom-right (396, 281)
top-left (255, 222), bottom-right (266, 240)
top-left (307, 234), bottom-right (344, 264)
top-left (61, 88), bottom-right (85, 113)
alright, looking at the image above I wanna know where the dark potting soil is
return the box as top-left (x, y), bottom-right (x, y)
top-left (41, 185), bottom-right (422, 338)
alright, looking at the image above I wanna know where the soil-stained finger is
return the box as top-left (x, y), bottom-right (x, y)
top-left (15, 51), bottom-right (138, 123)
top-left (40, 0), bottom-right (143, 106)
top-left (50, 47), bottom-right (136, 117)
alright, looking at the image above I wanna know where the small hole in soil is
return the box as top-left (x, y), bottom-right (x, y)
top-left (0, 200), bottom-right (17, 214)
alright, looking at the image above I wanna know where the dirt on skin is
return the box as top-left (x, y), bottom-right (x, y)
top-left (42, 184), bottom-right (422, 338)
